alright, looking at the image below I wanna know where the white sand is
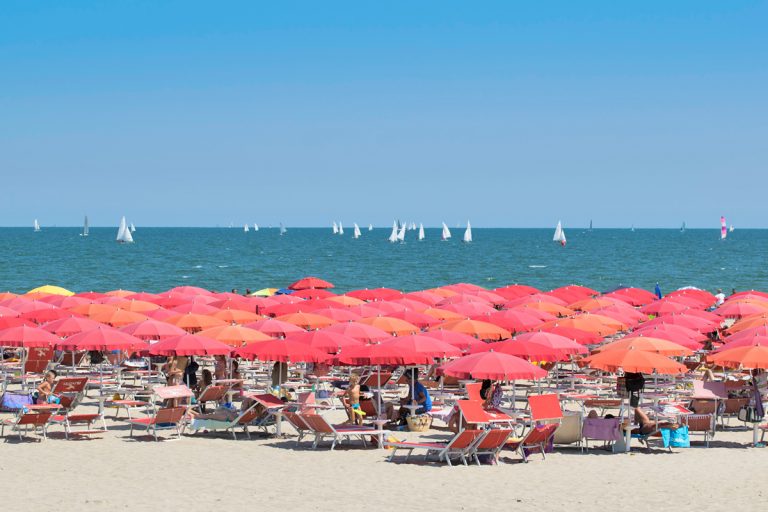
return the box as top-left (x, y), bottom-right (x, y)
top-left (1, 401), bottom-right (767, 512)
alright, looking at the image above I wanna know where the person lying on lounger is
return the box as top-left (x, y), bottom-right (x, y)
top-left (631, 408), bottom-right (680, 435)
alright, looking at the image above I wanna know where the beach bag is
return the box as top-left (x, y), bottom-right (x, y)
top-left (1, 392), bottom-right (33, 412)
top-left (660, 426), bottom-right (690, 448)
top-left (738, 405), bottom-right (764, 423)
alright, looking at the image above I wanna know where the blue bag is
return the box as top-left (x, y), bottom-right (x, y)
top-left (1, 392), bottom-right (33, 412)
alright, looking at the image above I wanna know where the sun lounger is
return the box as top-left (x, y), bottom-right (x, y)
top-left (553, 411), bottom-right (583, 449)
top-left (283, 410), bottom-right (312, 443)
top-left (127, 406), bottom-right (186, 441)
top-left (469, 428), bottom-right (514, 465)
top-left (507, 423), bottom-right (559, 462)
top-left (456, 399), bottom-right (515, 429)
top-left (683, 414), bottom-right (715, 447)
top-left (298, 412), bottom-right (380, 450)
top-left (386, 429), bottom-right (485, 466)
top-left (193, 384), bottom-right (229, 412)
top-left (189, 402), bottom-right (264, 440)
top-left (361, 372), bottom-right (392, 389)
top-left (1, 410), bottom-right (55, 441)
top-left (50, 377), bottom-right (107, 438)
top-left (581, 417), bottom-right (622, 452)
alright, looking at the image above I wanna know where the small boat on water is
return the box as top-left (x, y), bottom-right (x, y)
top-left (729, 225), bottom-right (734, 233)
top-left (80, 216), bottom-right (89, 237)
top-left (280, 223), bottom-right (287, 235)
top-left (463, 221), bottom-right (472, 243)
top-left (388, 221), bottom-right (398, 243)
top-left (338, 222), bottom-right (344, 235)
top-left (253, 224), bottom-right (259, 231)
top-left (33, 219), bottom-right (41, 232)
top-left (441, 222), bottom-right (451, 241)
top-left (116, 216), bottom-right (134, 243)
top-left (129, 222), bottom-right (136, 233)
top-left (418, 223), bottom-right (425, 241)
top-left (353, 223), bottom-right (361, 239)
top-left (553, 220), bottom-right (566, 247)
top-left (332, 222), bottom-right (338, 234)
top-left (721, 216), bottom-right (727, 240)
top-left (396, 222), bottom-right (406, 243)
top-left (681, 221), bottom-right (686, 233)
top-left (244, 224), bottom-right (250, 232)
top-left (368, 224), bottom-right (373, 231)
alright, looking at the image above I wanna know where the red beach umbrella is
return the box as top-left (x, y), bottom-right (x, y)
top-left (245, 318), bottom-right (305, 338)
top-left (56, 326), bottom-right (146, 351)
top-left (337, 343), bottom-right (432, 366)
top-left (235, 338), bottom-right (329, 363)
top-left (285, 330), bottom-right (362, 354)
top-left (149, 334), bottom-right (233, 356)
top-left (380, 334), bottom-right (462, 359)
top-left (421, 330), bottom-right (485, 351)
top-left (438, 351), bottom-right (548, 380)
top-left (120, 319), bottom-right (188, 341)
top-left (41, 316), bottom-right (103, 337)
top-left (288, 277), bottom-right (335, 290)
top-left (322, 322), bottom-right (392, 343)
top-left (0, 325), bottom-right (61, 347)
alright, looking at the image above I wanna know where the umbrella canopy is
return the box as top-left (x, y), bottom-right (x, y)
top-left (438, 351), bottom-right (548, 380)
top-left (285, 330), bottom-right (362, 354)
top-left (594, 337), bottom-right (694, 356)
top-left (235, 338), bottom-right (329, 363)
top-left (169, 303), bottom-right (221, 315)
top-left (513, 331), bottom-right (588, 356)
top-left (432, 319), bottom-right (511, 340)
top-left (288, 277), bottom-right (335, 290)
top-left (208, 298), bottom-right (259, 312)
top-left (89, 308), bottom-right (149, 327)
top-left (311, 307), bottom-right (362, 323)
top-left (198, 325), bottom-right (273, 346)
top-left (337, 342), bottom-right (433, 366)
top-left (642, 314), bottom-right (718, 333)
top-left (707, 346), bottom-right (768, 370)
top-left (420, 330), bottom-right (485, 351)
top-left (276, 312), bottom-right (337, 330)
top-left (632, 323), bottom-right (708, 344)
top-left (505, 293), bottom-right (569, 308)
top-left (493, 284), bottom-right (541, 300)
top-left (540, 314), bottom-right (626, 336)
top-left (27, 285), bottom-right (74, 297)
top-left (166, 313), bottom-right (228, 333)
top-left (41, 316), bottom-right (103, 337)
top-left (403, 290), bottom-right (446, 306)
top-left (0, 317), bottom-right (34, 330)
top-left (0, 298), bottom-right (58, 314)
top-left (167, 286), bottom-right (217, 297)
top-left (19, 307), bottom-right (72, 324)
top-left (111, 299), bottom-right (162, 313)
top-left (322, 322), bottom-right (392, 343)
top-left (604, 288), bottom-right (657, 306)
top-left (582, 349), bottom-right (686, 375)
top-left (479, 310), bottom-right (547, 333)
top-left (56, 326), bottom-right (146, 351)
top-left (714, 333), bottom-right (768, 352)
top-left (715, 300), bottom-right (768, 319)
top-left (387, 309), bottom-right (441, 329)
top-left (358, 316), bottom-right (419, 336)
top-left (245, 318), bottom-right (305, 338)
top-left (346, 288), bottom-right (403, 301)
top-left (640, 300), bottom-right (690, 316)
top-left (536, 325), bottom-right (603, 345)
top-left (120, 319), bottom-right (188, 341)
top-left (326, 295), bottom-right (366, 307)
top-left (380, 334), bottom-right (462, 358)
top-left (211, 308), bottom-right (262, 324)
top-left (291, 289), bottom-right (336, 299)
top-left (471, 339), bottom-right (563, 361)
top-left (441, 301), bottom-right (497, 317)
top-left (518, 301), bottom-right (574, 317)
top-left (421, 307), bottom-right (465, 321)
top-left (149, 334), bottom-right (233, 356)
top-left (0, 325), bottom-right (61, 347)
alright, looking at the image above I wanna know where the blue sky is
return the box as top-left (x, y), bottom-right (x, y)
top-left (1, 1), bottom-right (766, 228)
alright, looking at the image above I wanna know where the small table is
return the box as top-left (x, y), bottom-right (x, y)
top-left (370, 418), bottom-right (389, 449)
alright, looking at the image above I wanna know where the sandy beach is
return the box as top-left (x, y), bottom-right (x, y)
top-left (2, 399), bottom-right (766, 512)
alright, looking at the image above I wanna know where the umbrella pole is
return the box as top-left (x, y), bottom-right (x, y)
top-left (376, 364), bottom-right (382, 418)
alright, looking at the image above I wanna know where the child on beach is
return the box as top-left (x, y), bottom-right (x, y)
top-left (34, 370), bottom-right (59, 404)
top-left (345, 374), bottom-right (363, 425)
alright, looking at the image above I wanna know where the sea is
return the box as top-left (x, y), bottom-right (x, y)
top-left (1, 227), bottom-right (766, 295)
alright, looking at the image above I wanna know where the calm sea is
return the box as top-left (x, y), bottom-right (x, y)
top-left (1, 227), bottom-right (766, 295)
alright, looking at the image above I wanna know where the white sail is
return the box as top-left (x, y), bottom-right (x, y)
top-left (418, 223), bottom-right (425, 241)
top-left (729, 225), bottom-right (734, 233)
top-left (368, 224), bottom-right (373, 231)
top-left (396, 223), bottom-right (406, 242)
top-left (116, 216), bottom-right (134, 243)
top-left (353, 223), bottom-right (361, 239)
top-left (129, 222), bottom-right (136, 233)
top-left (388, 221), bottom-right (398, 243)
top-left (280, 223), bottom-right (287, 235)
top-left (332, 222), bottom-right (338, 234)
top-left (33, 219), bottom-right (40, 232)
top-left (681, 222), bottom-right (686, 233)
top-left (338, 222), bottom-right (344, 235)
top-left (81, 216), bottom-right (89, 237)
top-left (441, 222), bottom-right (451, 240)
top-left (553, 220), bottom-right (566, 246)
top-left (253, 223), bottom-right (259, 231)
top-left (244, 224), bottom-right (250, 232)
top-left (463, 221), bottom-right (472, 243)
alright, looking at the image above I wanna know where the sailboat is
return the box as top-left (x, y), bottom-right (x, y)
top-left (368, 224), bottom-right (373, 231)
top-left (116, 216), bottom-right (134, 243)
top-left (553, 221), bottom-right (566, 247)
top-left (80, 216), bottom-right (89, 237)
top-left (729, 225), bottom-right (734, 233)
top-left (338, 222), bottom-right (344, 235)
top-left (280, 223), bottom-right (287, 235)
top-left (253, 224), bottom-right (259, 231)
top-left (589, 220), bottom-right (593, 232)
top-left (33, 219), bottom-right (41, 232)
top-left (463, 221), bottom-right (472, 243)
top-left (332, 222), bottom-right (338, 234)
top-left (396, 222), bottom-right (406, 242)
top-left (418, 223), bottom-right (425, 241)
top-left (244, 224), bottom-right (250, 232)
top-left (680, 222), bottom-right (686, 233)
top-left (441, 222), bottom-right (452, 241)
top-left (353, 223), bottom-right (361, 239)
top-left (720, 216), bottom-right (727, 240)
top-left (630, 224), bottom-right (635, 232)
top-left (129, 222), bottom-right (136, 233)
top-left (388, 221), bottom-right (398, 243)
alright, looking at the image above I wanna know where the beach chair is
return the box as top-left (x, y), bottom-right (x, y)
top-left (298, 413), bottom-right (379, 450)
top-left (529, 394), bottom-right (563, 422)
top-left (283, 410), bottom-right (313, 444)
top-left (361, 372), bottom-right (392, 389)
top-left (553, 411), bottom-right (583, 449)
top-left (17, 347), bottom-right (53, 390)
top-left (126, 406), bottom-right (186, 441)
top-left (720, 398), bottom-right (749, 428)
top-left (469, 428), bottom-right (514, 465)
top-left (50, 377), bottom-right (106, 438)
top-left (386, 429), bottom-right (486, 466)
top-left (465, 382), bottom-right (482, 401)
top-left (1, 410), bottom-right (54, 441)
top-left (189, 401), bottom-right (263, 440)
top-left (506, 423), bottom-right (559, 462)
top-left (193, 384), bottom-right (228, 412)
top-left (683, 414), bottom-right (715, 447)
top-left (456, 400), bottom-right (515, 430)
top-left (581, 417), bottom-right (622, 452)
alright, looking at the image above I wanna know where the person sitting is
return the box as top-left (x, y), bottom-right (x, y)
top-left (394, 368), bottom-right (432, 426)
top-left (344, 374), bottom-right (364, 425)
top-left (480, 379), bottom-right (503, 409)
top-left (33, 370), bottom-right (59, 404)
top-left (195, 369), bottom-right (213, 398)
top-left (632, 407), bottom-right (679, 435)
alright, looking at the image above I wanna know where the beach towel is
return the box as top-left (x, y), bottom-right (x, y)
top-left (660, 426), bottom-right (689, 448)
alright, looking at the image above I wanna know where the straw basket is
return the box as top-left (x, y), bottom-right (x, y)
top-left (406, 414), bottom-right (432, 432)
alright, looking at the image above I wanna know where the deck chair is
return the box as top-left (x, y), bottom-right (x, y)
top-left (283, 410), bottom-right (313, 444)
top-left (553, 411), bottom-right (583, 449)
top-left (507, 423), bottom-right (559, 462)
top-left (465, 382), bottom-right (482, 401)
top-left (193, 384), bottom-right (228, 412)
top-left (127, 406), bottom-right (186, 441)
top-left (18, 347), bottom-right (54, 390)
top-left (720, 398), bottom-right (749, 428)
top-left (1, 410), bottom-right (54, 441)
top-left (684, 414), bottom-right (715, 447)
top-left (298, 413), bottom-right (379, 450)
top-left (582, 417), bottom-right (622, 452)
top-left (189, 401), bottom-right (263, 440)
top-left (50, 377), bottom-right (106, 438)
top-left (456, 400), bottom-right (515, 430)
top-left (529, 394), bottom-right (563, 423)
top-left (361, 372), bottom-right (392, 389)
top-left (386, 429), bottom-right (485, 466)
top-left (470, 428), bottom-right (514, 465)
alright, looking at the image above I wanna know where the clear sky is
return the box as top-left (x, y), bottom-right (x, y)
top-left (1, 1), bottom-right (766, 228)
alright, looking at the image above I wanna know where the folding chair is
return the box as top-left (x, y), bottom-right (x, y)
top-left (470, 428), bottom-right (514, 465)
top-left (299, 413), bottom-right (378, 450)
top-left (1, 410), bottom-right (54, 441)
top-left (507, 423), bottom-right (559, 462)
top-left (386, 429), bottom-right (485, 466)
top-left (127, 407), bottom-right (186, 441)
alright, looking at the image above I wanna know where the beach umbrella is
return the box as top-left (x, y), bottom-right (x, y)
top-left (211, 308), bottom-right (262, 324)
top-left (169, 302), bottom-right (221, 315)
top-left (245, 318), bottom-right (305, 338)
top-left (632, 323), bottom-right (708, 344)
top-left (438, 351), bottom-right (548, 380)
top-left (723, 325), bottom-right (768, 345)
top-left (475, 310), bottom-right (546, 333)
top-left (730, 290), bottom-right (768, 301)
top-left (0, 298), bottom-right (58, 314)
top-left (252, 288), bottom-right (278, 297)
top-left (387, 298), bottom-right (431, 312)
top-left (504, 293), bottom-right (569, 308)
top-left (604, 287), bottom-right (657, 306)
top-left (594, 337), bottom-right (693, 356)
top-left (0, 325), bottom-right (61, 347)
top-left (36, 295), bottom-right (92, 308)
top-left (358, 316), bottom-right (419, 336)
top-left (715, 301), bottom-right (768, 319)
top-left (325, 295), bottom-right (366, 307)
top-left (493, 284), bottom-right (541, 300)
top-left (513, 331), bottom-right (588, 356)
top-left (166, 313), bottom-right (228, 333)
top-left (144, 308), bottom-right (177, 322)
top-left (707, 346), bottom-right (768, 370)
top-left (0, 317), bottom-right (34, 330)
top-left (19, 307), bottom-right (75, 325)
top-left (0, 292), bottom-right (18, 301)
top-left (541, 314), bottom-right (626, 336)
top-left (89, 308), bottom-right (149, 327)
top-left (261, 302), bottom-right (313, 317)
top-left (41, 316), bottom-right (103, 337)
top-left (167, 286), bottom-right (217, 297)
top-left (112, 299), bottom-right (162, 313)
top-left (105, 289), bottom-right (136, 298)
top-left (208, 298), bottom-right (259, 312)
top-left (642, 314), bottom-right (718, 332)
top-left (56, 326), bottom-right (146, 351)
top-left (426, 287), bottom-right (459, 298)
top-left (198, 325), bottom-right (273, 346)
top-left (432, 319), bottom-right (511, 341)
top-left (149, 334), bottom-right (233, 356)
top-left (421, 330), bottom-right (485, 351)
top-left (387, 309), bottom-right (441, 329)
top-left (336, 343), bottom-right (432, 366)
top-left (714, 333), bottom-right (768, 352)
top-left (591, 306), bottom-right (646, 328)
top-left (124, 292), bottom-right (161, 302)
top-left (120, 319), bottom-right (188, 341)
top-left (322, 322), bottom-right (392, 343)
top-left (506, 306), bottom-right (557, 323)
top-left (568, 297), bottom-right (623, 312)
top-left (311, 307), bottom-right (362, 323)
top-left (441, 301), bottom-right (497, 317)
top-left (380, 334), bottom-right (462, 359)
top-left (26, 285), bottom-right (74, 297)
top-left (420, 307), bottom-right (464, 321)
top-left (235, 338), bottom-right (329, 363)
top-left (288, 277), bottom-right (335, 290)
top-left (667, 289), bottom-right (717, 306)
top-left (276, 312), bottom-right (337, 330)
top-left (518, 301), bottom-right (574, 317)
top-left (468, 290), bottom-right (508, 307)
top-left (436, 294), bottom-right (491, 307)
top-left (664, 295), bottom-right (712, 309)
top-left (582, 349), bottom-right (686, 375)
top-left (285, 330), bottom-right (362, 354)
top-left (547, 285), bottom-right (597, 304)
top-left (537, 325), bottom-right (602, 345)
top-left (442, 283), bottom-right (488, 294)
top-left (366, 301), bottom-right (407, 315)
top-left (471, 339), bottom-right (563, 361)
top-left (269, 293), bottom-right (303, 304)
top-left (640, 300), bottom-right (690, 316)
top-left (346, 288), bottom-right (403, 301)
top-left (402, 291), bottom-right (445, 306)
top-left (291, 289), bottom-right (336, 299)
